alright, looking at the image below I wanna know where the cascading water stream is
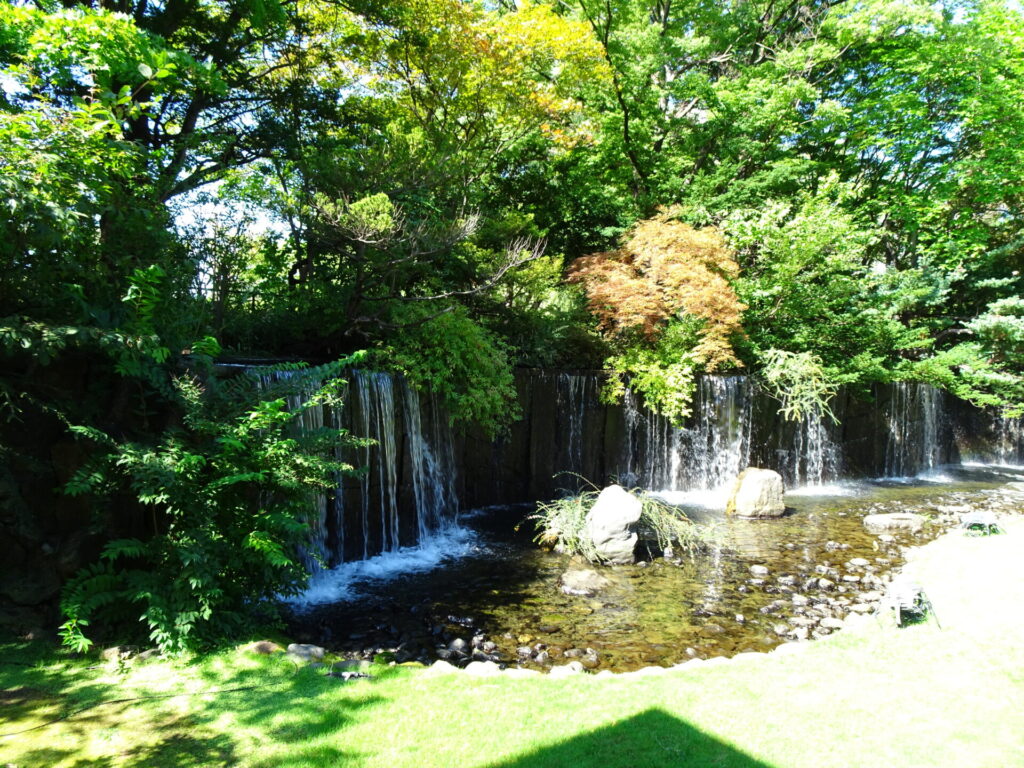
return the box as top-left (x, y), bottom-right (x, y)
top-left (620, 375), bottom-right (753, 498)
top-left (559, 373), bottom-right (590, 477)
top-left (403, 380), bottom-right (459, 543)
top-left (884, 381), bottom-right (948, 477)
top-left (685, 375), bottom-right (753, 492)
top-left (254, 367), bottom-right (460, 590)
top-left (352, 371), bottom-right (400, 559)
top-left (994, 412), bottom-right (1024, 465)
top-left (788, 410), bottom-right (841, 487)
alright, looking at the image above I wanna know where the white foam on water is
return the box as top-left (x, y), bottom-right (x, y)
top-left (649, 488), bottom-right (730, 510)
top-left (785, 482), bottom-right (865, 498)
top-left (962, 460), bottom-right (1024, 472)
top-left (288, 525), bottom-right (479, 606)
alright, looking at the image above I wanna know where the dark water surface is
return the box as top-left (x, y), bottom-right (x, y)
top-left (286, 465), bottom-right (1024, 672)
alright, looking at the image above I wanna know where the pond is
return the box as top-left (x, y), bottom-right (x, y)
top-left (285, 464), bottom-right (1024, 672)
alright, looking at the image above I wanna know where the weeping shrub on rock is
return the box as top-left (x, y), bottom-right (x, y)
top-left (59, 359), bottom-right (364, 654)
top-left (530, 481), bottom-right (717, 564)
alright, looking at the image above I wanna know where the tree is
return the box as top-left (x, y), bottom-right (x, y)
top-left (569, 209), bottom-right (745, 422)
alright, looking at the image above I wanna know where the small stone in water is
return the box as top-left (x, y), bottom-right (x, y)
top-left (750, 565), bottom-right (770, 577)
top-left (849, 558), bottom-right (870, 568)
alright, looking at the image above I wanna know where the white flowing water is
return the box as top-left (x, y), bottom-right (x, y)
top-left (402, 379), bottom-right (459, 543)
top-left (558, 372), bottom-right (591, 476)
top-left (619, 375), bottom-right (753, 494)
top-left (354, 371), bottom-right (400, 559)
top-left (789, 410), bottom-right (841, 488)
top-left (884, 381), bottom-right (947, 478)
top-left (995, 412), bottom-right (1024, 465)
top-left (258, 368), bottom-right (460, 576)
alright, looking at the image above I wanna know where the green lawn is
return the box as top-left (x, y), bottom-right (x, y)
top-left (3, 520), bottom-right (1023, 768)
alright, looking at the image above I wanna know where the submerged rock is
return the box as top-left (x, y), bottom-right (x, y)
top-left (585, 485), bottom-right (642, 564)
top-left (726, 469), bottom-right (786, 518)
top-left (560, 569), bottom-right (611, 596)
top-left (863, 512), bottom-right (925, 534)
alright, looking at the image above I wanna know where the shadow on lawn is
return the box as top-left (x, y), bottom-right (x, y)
top-left (486, 708), bottom-right (776, 768)
top-left (1, 641), bottom-right (380, 768)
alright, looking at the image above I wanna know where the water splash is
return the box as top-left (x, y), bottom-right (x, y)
top-left (289, 526), bottom-right (479, 606)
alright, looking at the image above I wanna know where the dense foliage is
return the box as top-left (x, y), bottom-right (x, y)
top-left (60, 361), bottom-right (362, 653)
top-left (3, 0), bottom-right (1024, 647)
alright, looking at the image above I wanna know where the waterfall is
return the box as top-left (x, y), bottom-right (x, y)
top-left (352, 372), bottom-right (400, 559)
top-left (682, 375), bottom-right (753, 491)
top-left (994, 412), bottom-right (1024, 465)
top-left (620, 385), bottom-right (675, 489)
top-left (619, 375), bottom-right (752, 493)
top-left (343, 370), bottom-right (459, 563)
top-left (788, 410), bottom-right (841, 487)
top-left (884, 381), bottom-right (947, 477)
top-left (402, 380), bottom-right (459, 543)
top-left (254, 366), bottom-right (459, 571)
top-left (558, 373), bottom-right (590, 477)
top-left (255, 368), bottom-right (331, 573)
top-left (921, 385), bottom-right (943, 470)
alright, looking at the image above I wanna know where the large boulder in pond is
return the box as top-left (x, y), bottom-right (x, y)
top-left (585, 485), bottom-right (642, 564)
top-left (726, 469), bottom-right (786, 518)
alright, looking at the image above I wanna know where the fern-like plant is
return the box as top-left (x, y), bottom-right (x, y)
top-left (60, 357), bottom-right (365, 654)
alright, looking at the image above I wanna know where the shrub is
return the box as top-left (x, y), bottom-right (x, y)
top-left (59, 358), bottom-right (363, 654)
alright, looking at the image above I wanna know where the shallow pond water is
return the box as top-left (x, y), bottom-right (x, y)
top-left (285, 464), bottom-right (1024, 672)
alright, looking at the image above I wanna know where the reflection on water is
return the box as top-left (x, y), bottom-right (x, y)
top-left (287, 465), bottom-right (1024, 672)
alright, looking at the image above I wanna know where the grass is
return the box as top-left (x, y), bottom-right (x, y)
top-left (530, 481), bottom-right (718, 561)
top-left (2, 520), bottom-right (1024, 768)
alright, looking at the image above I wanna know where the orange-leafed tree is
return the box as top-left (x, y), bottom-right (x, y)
top-left (569, 210), bottom-right (746, 372)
